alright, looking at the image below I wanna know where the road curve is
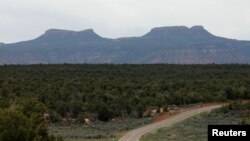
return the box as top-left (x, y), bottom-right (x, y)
top-left (119, 105), bottom-right (222, 141)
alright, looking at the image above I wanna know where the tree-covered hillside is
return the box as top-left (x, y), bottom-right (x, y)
top-left (0, 64), bottom-right (250, 122)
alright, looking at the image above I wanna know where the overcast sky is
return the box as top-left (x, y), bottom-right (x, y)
top-left (0, 0), bottom-right (250, 43)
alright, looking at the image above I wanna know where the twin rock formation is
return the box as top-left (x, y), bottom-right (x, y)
top-left (0, 26), bottom-right (250, 64)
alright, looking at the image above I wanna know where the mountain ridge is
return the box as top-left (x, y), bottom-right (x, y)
top-left (0, 25), bottom-right (250, 64)
top-left (2, 26), bottom-right (244, 44)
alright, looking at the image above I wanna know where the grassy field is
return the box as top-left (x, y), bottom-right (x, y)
top-left (141, 103), bottom-right (249, 141)
top-left (49, 117), bottom-right (153, 141)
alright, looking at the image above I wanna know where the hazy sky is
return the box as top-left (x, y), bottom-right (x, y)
top-left (1, 0), bottom-right (250, 43)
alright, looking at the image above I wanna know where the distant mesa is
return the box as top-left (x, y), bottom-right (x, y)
top-left (143, 25), bottom-right (213, 38)
top-left (0, 25), bottom-right (250, 64)
top-left (41, 26), bottom-right (213, 40)
top-left (38, 28), bottom-right (103, 42)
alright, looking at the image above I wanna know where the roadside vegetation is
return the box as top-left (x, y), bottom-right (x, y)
top-left (141, 101), bottom-right (250, 141)
top-left (49, 117), bottom-right (152, 141)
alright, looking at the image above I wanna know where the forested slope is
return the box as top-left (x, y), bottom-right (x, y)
top-left (0, 64), bottom-right (250, 122)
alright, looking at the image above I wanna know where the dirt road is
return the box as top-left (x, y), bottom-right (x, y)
top-left (119, 105), bottom-right (222, 141)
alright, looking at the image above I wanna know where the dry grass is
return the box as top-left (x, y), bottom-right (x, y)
top-left (49, 117), bottom-right (153, 141)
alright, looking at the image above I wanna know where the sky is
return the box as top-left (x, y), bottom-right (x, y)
top-left (0, 0), bottom-right (250, 43)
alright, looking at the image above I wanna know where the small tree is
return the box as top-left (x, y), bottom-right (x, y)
top-left (0, 108), bottom-right (62, 141)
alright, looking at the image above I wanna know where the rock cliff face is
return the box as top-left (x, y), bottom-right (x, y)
top-left (38, 29), bottom-right (104, 42)
top-left (0, 26), bottom-right (250, 64)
